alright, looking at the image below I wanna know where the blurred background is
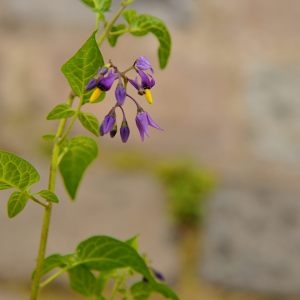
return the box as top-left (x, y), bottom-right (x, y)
top-left (1, 0), bottom-right (300, 299)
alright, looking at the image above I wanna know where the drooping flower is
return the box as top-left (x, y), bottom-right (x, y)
top-left (135, 110), bottom-right (162, 141)
top-left (97, 69), bottom-right (118, 91)
top-left (115, 82), bottom-right (126, 106)
top-left (134, 56), bottom-right (154, 73)
top-left (86, 67), bottom-right (118, 103)
top-left (128, 70), bottom-right (155, 104)
top-left (138, 70), bottom-right (155, 90)
top-left (99, 110), bottom-right (116, 136)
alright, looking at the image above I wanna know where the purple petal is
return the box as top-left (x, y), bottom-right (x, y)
top-left (85, 78), bottom-right (98, 91)
top-left (128, 77), bottom-right (140, 90)
top-left (115, 83), bottom-right (126, 105)
top-left (135, 112), bottom-right (149, 141)
top-left (138, 70), bottom-right (155, 89)
top-left (100, 113), bottom-right (116, 135)
top-left (98, 66), bottom-right (109, 76)
top-left (146, 113), bottom-right (163, 130)
top-left (135, 56), bottom-right (154, 73)
top-left (98, 70), bottom-right (118, 91)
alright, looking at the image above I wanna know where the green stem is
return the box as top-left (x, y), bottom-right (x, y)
top-left (29, 196), bottom-right (48, 208)
top-left (59, 96), bottom-right (84, 142)
top-left (40, 268), bottom-right (67, 288)
top-left (97, 1), bottom-right (131, 46)
top-left (30, 94), bottom-right (75, 300)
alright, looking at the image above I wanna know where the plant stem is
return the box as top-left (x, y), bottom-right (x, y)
top-left (29, 196), bottom-right (48, 208)
top-left (97, 1), bottom-right (130, 45)
top-left (30, 203), bottom-right (52, 300)
top-left (30, 94), bottom-right (75, 300)
top-left (40, 268), bottom-right (67, 288)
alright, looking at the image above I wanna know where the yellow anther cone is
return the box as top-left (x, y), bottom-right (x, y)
top-left (89, 88), bottom-right (102, 103)
top-left (144, 89), bottom-right (153, 104)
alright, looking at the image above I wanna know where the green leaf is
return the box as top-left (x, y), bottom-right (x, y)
top-left (150, 282), bottom-right (179, 300)
top-left (41, 254), bottom-right (69, 276)
top-left (76, 236), bottom-right (180, 300)
top-left (42, 134), bottom-right (55, 142)
top-left (7, 191), bottom-right (29, 218)
top-left (59, 136), bottom-right (98, 199)
top-left (131, 281), bottom-right (152, 300)
top-left (61, 32), bottom-right (104, 100)
top-left (129, 14), bottom-right (171, 69)
top-left (80, 0), bottom-right (94, 8)
top-left (94, 0), bottom-right (112, 13)
top-left (46, 104), bottom-right (75, 120)
top-left (122, 9), bottom-right (138, 25)
top-left (108, 24), bottom-right (127, 47)
top-left (76, 236), bottom-right (152, 276)
top-left (0, 151), bottom-right (40, 191)
top-left (125, 235), bottom-right (139, 250)
top-left (37, 190), bottom-right (59, 203)
top-left (78, 112), bottom-right (100, 137)
top-left (42, 236), bottom-right (179, 300)
top-left (68, 265), bottom-right (97, 296)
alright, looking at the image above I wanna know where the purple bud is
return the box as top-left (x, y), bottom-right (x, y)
top-left (134, 56), bottom-right (154, 73)
top-left (153, 269), bottom-right (165, 281)
top-left (100, 112), bottom-right (116, 136)
top-left (120, 120), bottom-right (130, 143)
top-left (115, 83), bottom-right (126, 106)
top-left (98, 70), bottom-right (118, 91)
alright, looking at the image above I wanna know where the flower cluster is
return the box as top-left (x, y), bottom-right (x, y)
top-left (85, 56), bottom-right (162, 143)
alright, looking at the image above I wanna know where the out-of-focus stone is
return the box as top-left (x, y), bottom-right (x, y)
top-left (202, 185), bottom-right (300, 294)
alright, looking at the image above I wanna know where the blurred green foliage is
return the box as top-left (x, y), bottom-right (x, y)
top-left (109, 152), bottom-right (216, 227)
top-left (156, 161), bottom-right (215, 227)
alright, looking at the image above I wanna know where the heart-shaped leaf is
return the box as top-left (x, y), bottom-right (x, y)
top-left (36, 190), bottom-right (60, 203)
top-left (46, 104), bottom-right (75, 120)
top-left (61, 32), bottom-right (104, 101)
top-left (59, 136), bottom-right (98, 199)
top-left (78, 111), bottom-right (100, 137)
top-left (0, 151), bottom-right (40, 191)
top-left (7, 191), bottom-right (29, 218)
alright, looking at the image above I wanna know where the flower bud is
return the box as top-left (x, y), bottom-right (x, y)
top-left (120, 120), bottom-right (130, 143)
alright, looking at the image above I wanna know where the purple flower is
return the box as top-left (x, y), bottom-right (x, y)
top-left (97, 70), bottom-right (118, 91)
top-left (99, 111), bottom-right (116, 136)
top-left (85, 66), bottom-right (111, 91)
top-left (115, 83), bottom-right (126, 105)
top-left (138, 70), bottom-right (155, 89)
top-left (120, 120), bottom-right (130, 143)
top-left (129, 70), bottom-right (155, 94)
top-left (134, 56), bottom-right (154, 73)
top-left (135, 111), bottom-right (162, 141)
